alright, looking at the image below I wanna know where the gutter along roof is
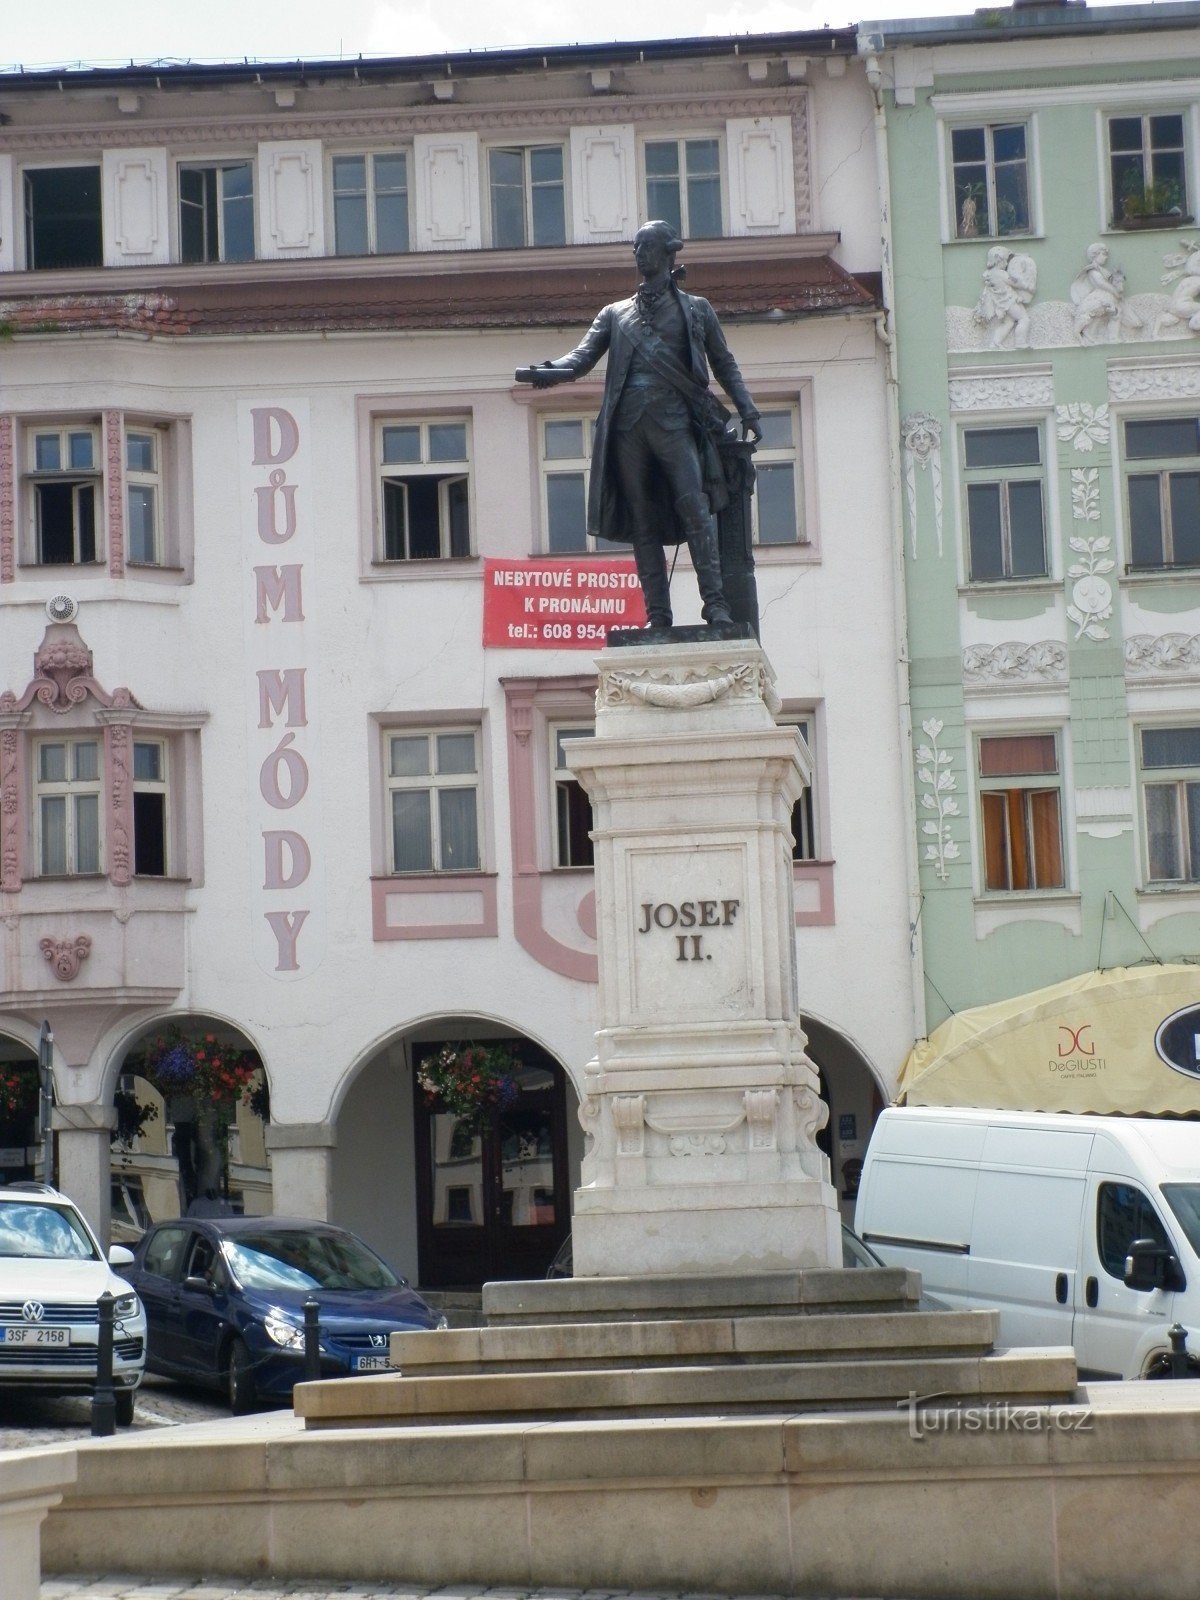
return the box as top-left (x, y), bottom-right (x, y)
top-left (0, 255), bottom-right (876, 338)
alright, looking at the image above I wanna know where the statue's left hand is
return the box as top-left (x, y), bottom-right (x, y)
top-left (742, 413), bottom-right (763, 444)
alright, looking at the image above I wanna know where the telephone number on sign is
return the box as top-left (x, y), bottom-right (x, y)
top-left (2, 1326), bottom-right (70, 1346)
top-left (541, 623), bottom-right (610, 641)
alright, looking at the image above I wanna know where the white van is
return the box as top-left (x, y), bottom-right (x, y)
top-left (855, 1106), bottom-right (1200, 1379)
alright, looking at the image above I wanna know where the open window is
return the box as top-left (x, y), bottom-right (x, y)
top-left (378, 418), bottom-right (472, 561)
top-left (23, 165), bottom-right (102, 269)
top-left (26, 425), bottom-right (101, 566)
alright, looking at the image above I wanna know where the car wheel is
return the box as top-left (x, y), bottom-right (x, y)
top-left (226, 1336), bottom-right (258, 1414)
top-left (115, 1389), bottom-right (135, 1428)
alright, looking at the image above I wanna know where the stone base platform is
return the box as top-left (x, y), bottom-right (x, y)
top-left (32, 1384), bottom-right (1200, 1600)
top-left (293, 1269), bottom-right (1077, 1430)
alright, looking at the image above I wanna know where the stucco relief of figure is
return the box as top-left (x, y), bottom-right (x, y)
top-left (1157, 241), bottom-right (1200, 336)
top-left (1070, 243), bottom-right (1142, 343)
top-left (973, 246), bottom-right (1037, 349)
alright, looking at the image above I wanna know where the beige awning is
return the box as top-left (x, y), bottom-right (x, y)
top-left (899, 964), bottom-right (1200, 1115)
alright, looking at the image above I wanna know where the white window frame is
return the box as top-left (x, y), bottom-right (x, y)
top-left (24, 422), bottom-right (102, 567)
top-left (376, 417), bottom-right (473, 562)
top-left (385, 726), bottom-right (483, 875)
top-left (550, 723), bottom-right (594, 869)
top-left (330, 149), bottom-right (411, 256)
top-left (752, 404), bottom-right (806, 547)
top-left (21, 161), bottom-right (103, 270)
top-left (1121, 414), bottom-right (1200, 571)
top-left (960, 422), bottom-right (1049, 583)
top-left (132, 738), bottom-right (169, 878)
top-left (485, 142), bottom-right (568, 249)
top-left (1107, 110), bottom-right (1190, 224)
top-left (34, 735), bottom-right (104, 878)
top-left (1138, 724), bottom-right (1200, 886)
top-left (537, 414), bottom-right (624, 556)
top-left (946, 120), bottom-right (1033, 241)
top-left (125, 424), bottom-right (165, 567)
top-left (177, 159), bottom-right (255, 264)
top-left (976, 730), bottom-right (1067, 895)
top-left (640, 134), bottom-right (725, 238)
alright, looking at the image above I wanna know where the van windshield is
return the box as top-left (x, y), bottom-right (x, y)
top-left (1162, 1185), bottom-right (1200, 1255)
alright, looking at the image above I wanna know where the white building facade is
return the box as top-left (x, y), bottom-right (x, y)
top-left (0, 35), bottom-right (917, 1285)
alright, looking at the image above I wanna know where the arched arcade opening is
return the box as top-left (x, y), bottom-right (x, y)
top-left (331, 1020), bottom-right (583, 1290)
top-left (801, 1015), bottom-right (888, 1226)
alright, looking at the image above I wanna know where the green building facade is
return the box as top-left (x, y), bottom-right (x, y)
top-left (864, 4), bottom-right (1200, 1038)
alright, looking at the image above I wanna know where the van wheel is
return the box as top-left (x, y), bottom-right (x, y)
top-left (227, 1337), bottom-right (258, 1414)
top-left (115, 1389), bottom-right (135, 1427)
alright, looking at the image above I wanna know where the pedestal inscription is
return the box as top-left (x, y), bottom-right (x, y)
top-left (568, 638), bottom-right (841, 1277)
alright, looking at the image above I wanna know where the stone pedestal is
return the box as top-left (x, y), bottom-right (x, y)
top-left (567, 637), bottom-right (840, 1276)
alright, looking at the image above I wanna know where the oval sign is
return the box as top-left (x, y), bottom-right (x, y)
top-left (1154, 1003), bottom-right (1200, 1079)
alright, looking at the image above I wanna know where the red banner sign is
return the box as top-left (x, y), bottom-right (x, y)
top-left (482, 558), bottom-right (647, 648)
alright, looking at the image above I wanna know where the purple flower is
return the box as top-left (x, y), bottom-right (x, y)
top-left (154, 1044), bottom-right (196, 1085)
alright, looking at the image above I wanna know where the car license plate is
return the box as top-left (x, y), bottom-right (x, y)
top-left (354, 1353), bottom-right (392, 1372)
top-left (2, 1326), bottom-right (70, 1346)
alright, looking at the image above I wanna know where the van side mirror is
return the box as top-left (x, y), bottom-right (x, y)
top-left (1124, 1237), bottom-right (1186, 1293)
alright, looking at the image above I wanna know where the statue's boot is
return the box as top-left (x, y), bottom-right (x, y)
top-left (632, 535), bottom-right (673, 628)
top-left (676, 492), bottom-right (733, 626)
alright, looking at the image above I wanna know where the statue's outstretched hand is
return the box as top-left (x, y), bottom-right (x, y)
top-left (515, 361), bottom-right (571, 388)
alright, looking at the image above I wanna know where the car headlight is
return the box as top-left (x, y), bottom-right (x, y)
top-left (114, 1293), bottom-right (140, 1320)
top-left (263, 1311), bottom-right (306, 1350)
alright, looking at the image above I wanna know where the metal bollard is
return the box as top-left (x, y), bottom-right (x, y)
top-left (1168, 1322), bottom-right (1190, 1379)
top-left (91, 1290), bottom-right (116, 1437)
top-left (303, 1296), bottom-right (321, 1384)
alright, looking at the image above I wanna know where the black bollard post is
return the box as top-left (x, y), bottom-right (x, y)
top-left (91, 1290), bottom-right (116, 1437)
top-left (303, 1296), bottom-right (321, 1384)
top-left (1168, 1322), bottom-right (1189, 1378)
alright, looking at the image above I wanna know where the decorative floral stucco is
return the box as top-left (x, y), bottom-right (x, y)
top-left (915, 718), bottom-right (961, 884)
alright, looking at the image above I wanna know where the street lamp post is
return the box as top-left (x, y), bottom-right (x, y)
top-left (37, 1020), bottom-right (55, 1189)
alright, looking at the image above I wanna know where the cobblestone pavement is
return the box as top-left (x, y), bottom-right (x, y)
top-left (42, 1586), bottom-right (847, 1600)
top-left (0, 1375), bottom-right (232, 1448)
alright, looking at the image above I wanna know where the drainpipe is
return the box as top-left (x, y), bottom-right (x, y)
top-left (864, 48), bottom-right (928, 1050)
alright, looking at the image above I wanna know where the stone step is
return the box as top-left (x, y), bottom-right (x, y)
top-left (295, 1346), bottom-right (1078, 1428)
top-left (389, 1306), bottom-right (1001, 1373)
top-left (482, 1266), bottom-right (922, 1325)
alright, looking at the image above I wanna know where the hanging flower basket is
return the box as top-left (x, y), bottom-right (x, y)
top-left (417, 1042), bottom-right (520, 1130)
top-left (136, 1028), bottom-right (268, 1120)
top-left (0, 1067), bottom-right (39, 1122)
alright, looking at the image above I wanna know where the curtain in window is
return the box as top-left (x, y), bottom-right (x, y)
top-left (438, 788), bottom-right (479, 871)
top-left (979, 735), bottom-right (1057, 777)
top-left (392, 790), bottom-right (433, 872)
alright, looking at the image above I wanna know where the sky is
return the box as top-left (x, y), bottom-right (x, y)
top-left (0, 0), bottom-right (1137, 71)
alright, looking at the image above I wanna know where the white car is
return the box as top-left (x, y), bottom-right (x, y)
top-left (0, 1183), bottom-right (146, 1425)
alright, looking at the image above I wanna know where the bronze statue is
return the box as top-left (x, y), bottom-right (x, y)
top-left (517, 220), bottom-right (761, 630)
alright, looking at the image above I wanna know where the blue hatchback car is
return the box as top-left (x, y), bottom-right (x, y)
top-left (123, 1215), bottom-right (444, 1411)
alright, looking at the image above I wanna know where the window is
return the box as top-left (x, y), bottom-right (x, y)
top-left (179, 162), bottom-right (255, 263)
top-left (1140, 726), bottom-right (1200, 884)
top-left (332, 152), bottom-right (410, 255)
top-left (788, 717), bottom-right (818, 862)
top-left (386, 729), bottom-right (481, 873)
top-left (378, 419), bottom-right (471, 560)
top-left (962, 425), bottom-right (1047, 581)
top-left (1096, 1182), bottom-right (1172, 1279)
top-left (644, 138), bottom-right (722, 238)
top-left (488, 145), bottom-right (566, 248)
top-left (26, 425), bottom-right (100, 566)
top-left (551, 725), bottom-right (594, 867)
top-left (949, 124), bottom-right (1031, 239)
top-left (540, 418), bottom-right (620, 554)
top-left (753, 408), bottom-right (804, 546)
top-left (126, 428), bottom-right (164, 566)
top-left (133, 740), bottom-right (168, 877)
top-left (1109, 113), bottom-right (1188, 221)
top-left (1124, 417), bottom-right (1200, 569)
top-left (23, 165), bottom-right (102, 269)
top-left (978, 734), bottom-right (1064, 893)
top-left (35, 738), bottom-right (102, 876)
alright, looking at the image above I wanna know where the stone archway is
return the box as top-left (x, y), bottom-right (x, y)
top-left (0, 1032), bottom-right (40, 1186)
top-left (110, 1015), bottom-right (271, 1237)
top-left (331, 1019), bottom-right (582, 1290)
top-left (801, 1016), bottom-right (889, 1227)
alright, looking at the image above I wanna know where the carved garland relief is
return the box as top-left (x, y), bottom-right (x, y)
top-left (900, 412), bottom-right (942, 559)
top-left (0, 727), bottom-right (20, 892)
top-left (915, 718), bottom-right (961, 884)
top-left (105, 411), bottom-right (125, 577)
